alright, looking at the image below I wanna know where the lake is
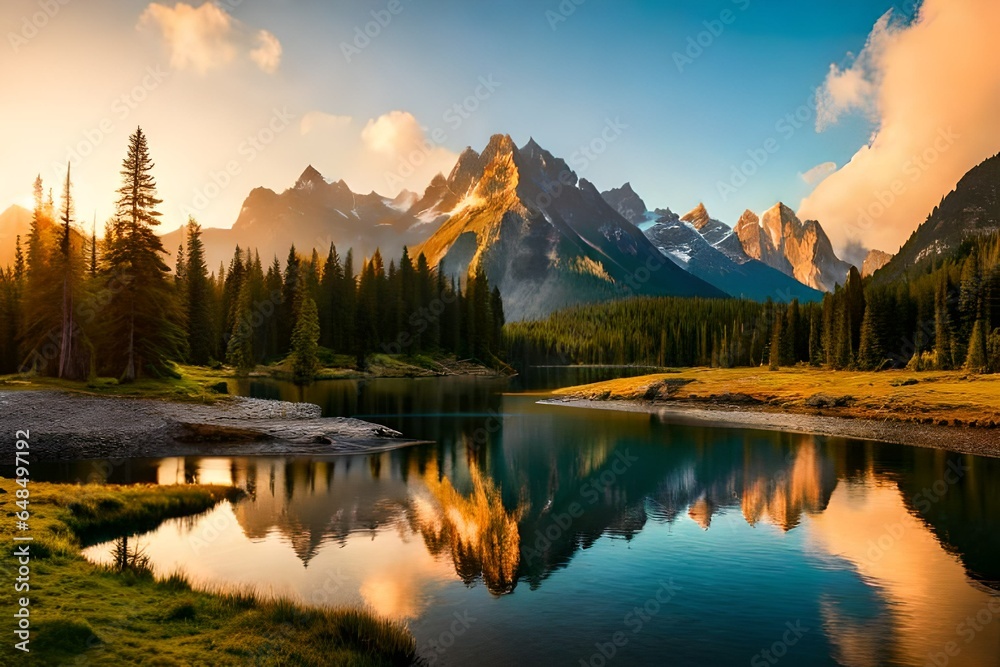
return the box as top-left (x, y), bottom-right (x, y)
top-left (33, 372), bottom-right (1000, 666)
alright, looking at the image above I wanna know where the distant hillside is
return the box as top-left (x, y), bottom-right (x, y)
top-left (875, 151), bottom-right (1000, 282)
top-left (161, 166), bottom-right (436, 271)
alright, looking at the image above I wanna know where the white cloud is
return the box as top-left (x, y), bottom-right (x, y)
top-left (299, 110), bottom-right (458, 196)
top-left (814, 11), bottom-right (899, 131)
top-left (799, 0), bottom-right (1000, 255)
top-left (800, 162), bottom-right (837, 186)
top-left (250, 30), bottom-right (282, 74)
top-left (139, 2), bottom-right (281, 74)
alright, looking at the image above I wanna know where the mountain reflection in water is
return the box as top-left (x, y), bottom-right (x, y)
top-left (68, 393), bottom-right (1000, 666)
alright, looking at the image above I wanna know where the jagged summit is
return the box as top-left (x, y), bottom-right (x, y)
top-left (295, 164), bottom-right (326, 189)
top-left (736, 202), bottom-right (852, 292)
top-left (601, 183), bottom-right (649, 226)
top-left (681, 203), bottom-right (711, 230)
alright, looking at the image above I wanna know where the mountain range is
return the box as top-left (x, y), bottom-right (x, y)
top-left (160, 166), bottom-right (435, 272)
top-left (600, 193), bottom-right (823, 303)
top-left (8, 137), bottom-right (1000, 322)
top-left (412, 134), bottom-right (725, 320)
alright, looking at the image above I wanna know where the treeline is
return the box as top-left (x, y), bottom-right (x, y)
top-left (506, 232), bottom-right (1000, 374)
top-left (187, 237), bottom-right (505, 378)
top-left (0, 127), bottom-right (504, 383)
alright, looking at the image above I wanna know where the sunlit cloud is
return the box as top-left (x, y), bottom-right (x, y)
top-left (799, 161), bottom-right (837, 186)
top-left (799, 0), bottom-right (1000, 255)
top-left (250, 30), bottom-right (282, 74)
top-left (814, 11), bottom-right (899, 132)
top-left (139, 2), bottom-right (282, 75)
top-left (299, 110), bottom-right (458, 195)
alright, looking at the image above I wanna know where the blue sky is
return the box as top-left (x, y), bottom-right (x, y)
top-left (11, 0), bottom-right (999, 259)
top-left (264, 0), bottom-right (895, 218)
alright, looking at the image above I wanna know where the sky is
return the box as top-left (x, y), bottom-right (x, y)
top-left (1, 0), bottom-right (998, 262)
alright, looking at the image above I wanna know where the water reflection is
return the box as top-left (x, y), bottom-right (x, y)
top-left (410, 462), bottom-right (522, 595)
top-left (65, 391), bottom-right (1000, 666)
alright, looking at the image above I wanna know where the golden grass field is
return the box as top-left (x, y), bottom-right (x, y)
top-left (554, 367), bottom-right (1000, 428)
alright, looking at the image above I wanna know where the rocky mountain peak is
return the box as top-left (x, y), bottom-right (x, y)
top-left (295, 164), bottom-right (326, 189)
top-left (681, 203), bottom-right (711, 230)
top-left (601, 183), bottom-right (649, 225)
top-left (737, 203), bottom-right (851, 291)
top-left (862, 249), bottom-right (894, 278)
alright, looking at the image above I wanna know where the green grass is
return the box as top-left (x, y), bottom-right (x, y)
top-left (0, 364), bottom-right (233, 402)
top-left (0, 480), bottom-right (418, 666)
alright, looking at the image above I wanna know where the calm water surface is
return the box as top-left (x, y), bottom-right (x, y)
top-left (33, 372), bottom-right (1000, 666)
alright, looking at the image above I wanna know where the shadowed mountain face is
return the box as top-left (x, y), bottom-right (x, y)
top-left (875, 151), bottom-right (1000, 281)
top-left (161, 166), bottom-right (437, 270)
top-left (599, 190), bottom-right (823, 303)
top-left (735, 203), bottom-right (854, 292)
top-left (415, 135), bottom-right (725, 321)
top-left (600, 183), bottom-right (650, 226)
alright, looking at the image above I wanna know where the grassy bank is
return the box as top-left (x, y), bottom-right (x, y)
top-left (0, 353), bottom-right (504, 401)
top-left (0, 480), bottom-right (416, 666)
top-left (553, 367), bottom-right (1000, 428)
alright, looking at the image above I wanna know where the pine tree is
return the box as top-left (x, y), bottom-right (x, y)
top-left (768, 310), bottom-right (782, 371)
top-left (964, 319), bottom-right (988, 373)
top-left (808, 310), bottom-right (822, 366)
top-left (290, 295), bottom-right (320, 383)
top-left (102, 127), bottom-right (184, 381)
top-left (934, 278), bottom-right (953, 370)
top-left (56, 164), bottom-right (85, 379)
top-left (226, 273), bottom-right (256, 375)
top-left (184, 219), bottom-right (214, 365)
top-left (264, 257), bottom-right (283, 360)
top-left (857, 306), bottom-right (882, 371)
top-left (834, 305), bottom-right (853, 370)
top-left (280, 245), bottom-right (301, 351)
top-left (89, 220), bottom-right (98, 278)
top-left (319, 244), bottom-right (341, 350)
top-left (14, 236), bottom-right (25, 283)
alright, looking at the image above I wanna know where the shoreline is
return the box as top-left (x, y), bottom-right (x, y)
top-left (547, 367), bottom-right (1000, 458)
top-left (544, 396), bottom-right (1000, 459)
top-left (0, 391), bottom-right (425, 462)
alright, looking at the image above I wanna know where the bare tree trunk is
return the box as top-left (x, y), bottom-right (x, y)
top-left (58, 273), bottom-right (71, 378)
top-left (125, 298), bottom-right (136, 382)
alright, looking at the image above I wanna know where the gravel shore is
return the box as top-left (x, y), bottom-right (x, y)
top-left (543, 398), bottom-right (1000, 459)
top-left (0, 391), bottom-right (420, 461)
